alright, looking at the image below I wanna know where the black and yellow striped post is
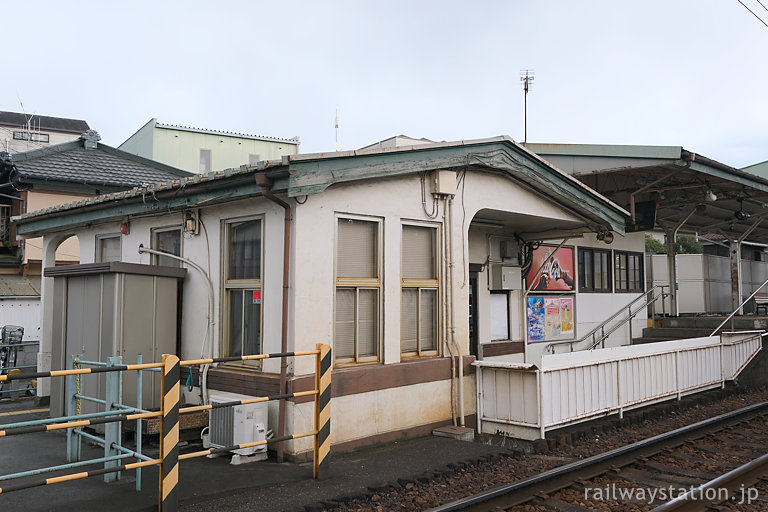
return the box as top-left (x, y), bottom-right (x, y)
top-left (313, 343), bottom-right (331, 479)
top-left (159, 354), bottom-right (180, 511)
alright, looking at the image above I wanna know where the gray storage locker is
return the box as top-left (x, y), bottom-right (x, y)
top-left (46, 262), bottom-right (186, 417)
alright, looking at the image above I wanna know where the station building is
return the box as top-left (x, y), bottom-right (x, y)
top-left (15, 136), bottom-right (763, 457)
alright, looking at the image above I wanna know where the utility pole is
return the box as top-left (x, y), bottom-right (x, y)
top-left (520, 70), bottom-right (535, 143)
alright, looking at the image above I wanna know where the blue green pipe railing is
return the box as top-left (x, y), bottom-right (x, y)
top-left (65, 354), bottom-right (148, 489)
top-left (0, 453), bottom-right (132, 482)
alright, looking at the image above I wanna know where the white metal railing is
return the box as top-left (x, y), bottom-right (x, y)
top-left (475, 332), bottom-right (763, 440)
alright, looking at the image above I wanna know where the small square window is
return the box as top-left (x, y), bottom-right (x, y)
top-left (97, 235), bottom-right (121, 262)
top-left (152, 228), bottom-right (182, 267)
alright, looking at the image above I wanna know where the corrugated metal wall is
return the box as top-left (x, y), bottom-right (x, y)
top-left (0, 299), bottom-right (40, 341)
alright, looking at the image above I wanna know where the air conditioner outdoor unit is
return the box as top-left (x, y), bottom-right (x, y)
top-left (207, 391), bottom-right (268, 463)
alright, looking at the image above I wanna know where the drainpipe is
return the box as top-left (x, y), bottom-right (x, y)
top-left (445, 195), bottom-right (465, 427)
top-left (255, 172), bottom-right (291, 463)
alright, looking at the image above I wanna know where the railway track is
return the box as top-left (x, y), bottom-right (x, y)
top-left (429, 401), bottom-right (768, 512)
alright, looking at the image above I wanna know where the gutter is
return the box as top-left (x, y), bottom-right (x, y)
top-left (255, 171), bottom-right (292, 463)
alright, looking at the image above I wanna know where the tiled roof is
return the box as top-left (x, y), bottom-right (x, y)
top-left (0, 275), bottom-right (40, 297)
top-left (10, 137), bottom-right (192, 189)
top-left (15, 163), bottom-right (264, 221)
top-left (0, 111), bottom-right (89, 134)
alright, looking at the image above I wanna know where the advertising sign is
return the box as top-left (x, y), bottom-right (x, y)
top-left (525, 245), bottom-right (575, 292)
top-left (527, 295), bottom-right (574, 342)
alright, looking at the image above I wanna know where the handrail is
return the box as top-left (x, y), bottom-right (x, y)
top-left (710, 275), bottom-right (768, 336)
top-left (545, 284), bottom-right (669, 353)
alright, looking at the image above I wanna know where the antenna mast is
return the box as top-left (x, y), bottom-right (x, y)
top-left (334, 109), bottom-right (341, 152)
top-left (520, 70), bottom-right (535, 143)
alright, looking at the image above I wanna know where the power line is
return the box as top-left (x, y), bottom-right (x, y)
top-left (756, 0), bottom-right (768, 14)
top-left (736, 0), bottom-right (768, 29)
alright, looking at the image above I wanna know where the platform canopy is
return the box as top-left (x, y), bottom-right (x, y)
top-left (525, 143), bottom-right (768, 244)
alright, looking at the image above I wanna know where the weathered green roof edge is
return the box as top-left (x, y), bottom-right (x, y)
top-left (286, 138), bottom-right (627, 234)
top-left (15, 136), bottom-right (628, 237)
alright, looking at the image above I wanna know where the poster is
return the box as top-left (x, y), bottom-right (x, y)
top-left (525, 245), bottom-right (575, 292)
top-left (527, 295), bottom-right (574, 342)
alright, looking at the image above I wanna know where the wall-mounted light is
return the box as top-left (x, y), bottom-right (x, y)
top-left (184, 210), bottom-right (199, 234)
top-left (704, 190), bottom-right (718, 202)
top-left (596, 231), bottom-right (614, 244)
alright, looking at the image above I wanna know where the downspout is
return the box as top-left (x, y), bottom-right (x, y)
top-left (256, 173), bottom-right (291, 463)
top-left (445, 196), bottom-right (465, 427)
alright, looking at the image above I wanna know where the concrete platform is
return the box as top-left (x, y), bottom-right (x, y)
top-left (0, 399), bottom-right (510, 512)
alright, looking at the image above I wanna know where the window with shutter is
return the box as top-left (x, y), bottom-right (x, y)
top-left (334, 217), bottom-right (381, 364)
top-left (401, 224), bottom-right (440, 357)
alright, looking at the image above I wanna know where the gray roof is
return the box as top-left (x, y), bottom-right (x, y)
top-left (0, 275), bottom-right (40, 297)
top-left (155, 121), bottom-right (300, 145)
top-left (8, 136), bottom-right (193, 190)
top-left (0, 111), bottom-right (90, 134)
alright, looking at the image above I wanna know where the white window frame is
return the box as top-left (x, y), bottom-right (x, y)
top-left (95, 234), bottom-right (121, 263)
top-left (221, 215), bottom-right (264, 364)
top-left (334, 214), bottom-right (383, 366)
top-left (151, 225), bottom-right (183, 267)
top-left (400, 222), bottom-right (440, 358)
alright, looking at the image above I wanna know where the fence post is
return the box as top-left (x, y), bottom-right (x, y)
top-left (104, 356), bottom-right (122, 483)
top-left (66, 354), bottom-right (82, 463)
top-left (136, 353), bottom-right (143, 492)
top-left (159, 354), bottom-right (180, 512)
top-left (314, 343), bottom-right (331, 479)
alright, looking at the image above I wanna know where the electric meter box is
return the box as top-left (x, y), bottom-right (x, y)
top-left (46, 262), bottom-right (186, 418)
top-left (490, 264), bottom-right (522, 290)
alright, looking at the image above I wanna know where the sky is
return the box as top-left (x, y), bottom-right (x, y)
top-left (3, 0), bottom-right (767, 168)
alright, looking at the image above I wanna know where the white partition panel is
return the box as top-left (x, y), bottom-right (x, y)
top-left (475, 333), bottom-right (763, 440)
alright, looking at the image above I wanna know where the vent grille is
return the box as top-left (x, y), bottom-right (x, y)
top-left (209, 403), bottom-right (235, 448)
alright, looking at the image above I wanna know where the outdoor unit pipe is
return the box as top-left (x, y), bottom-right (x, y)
top-left (257, 174), bottom-right (292, 463)
top-left (445, 195), bottom-right (465, 427)
top-left (441, 199), bottom-right (457, 426)
top-left (137, 244), bottom-right (215, 404)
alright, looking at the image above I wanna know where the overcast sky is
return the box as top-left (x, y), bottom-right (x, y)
top-left (3, 1), bottom-right (767, 167)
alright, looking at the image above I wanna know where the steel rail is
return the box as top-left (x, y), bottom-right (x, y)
top-left (650, 451), bottom-right (768, 511)
top-left (427, 400), bottom-right (768, 512)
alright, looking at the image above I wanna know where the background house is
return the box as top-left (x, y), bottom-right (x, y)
top-left (119, 118), bottom-right (300, 173)
top-left (0, 130), bottom-right (192, 342)
top-left (743, 159), bottom-right (768, 180)
top-left (0, 111), bottom-right (90, 154)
